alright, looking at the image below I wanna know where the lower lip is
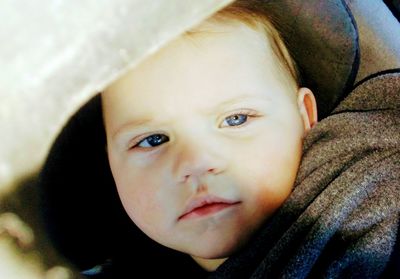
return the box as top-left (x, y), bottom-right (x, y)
top-left (179, 202), bottom-right (240, 221)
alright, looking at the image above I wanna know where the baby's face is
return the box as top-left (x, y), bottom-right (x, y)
top-left (103, 20), bottom-right (314, 265)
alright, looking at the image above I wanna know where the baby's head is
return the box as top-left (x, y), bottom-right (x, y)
top-left (102, 0), bottom-right (317, 271)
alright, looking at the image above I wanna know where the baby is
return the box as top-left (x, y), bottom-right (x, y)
top-left (101, 1), bottom-right (317, 272)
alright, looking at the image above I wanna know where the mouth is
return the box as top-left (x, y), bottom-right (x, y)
top-left (178, 196), bottom-right (241, 221)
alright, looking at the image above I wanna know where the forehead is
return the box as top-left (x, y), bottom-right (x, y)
top-left (102, 20), bottom-right (284, 127)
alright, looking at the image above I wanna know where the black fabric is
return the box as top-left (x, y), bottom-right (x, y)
top-left (39, 95), bottom-right (120, 269)
top-left (384, 0), bottom-right (400, 21)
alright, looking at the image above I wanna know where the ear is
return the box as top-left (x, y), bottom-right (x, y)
top-left (297, 87), bottom-right (318, 132)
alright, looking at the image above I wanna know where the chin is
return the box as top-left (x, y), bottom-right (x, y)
top-left (188, 235), bottom-right (246, 260)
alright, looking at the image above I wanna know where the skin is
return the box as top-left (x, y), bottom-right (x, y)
top-left (102, 19), bottom-right (317, 271)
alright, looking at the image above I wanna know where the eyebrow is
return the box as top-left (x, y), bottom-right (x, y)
top-left (112, 94), bottom-right (269, 140)
top-left (203, 95), bottom-right (269, 114)
top-left (112, 117), bottom-right (157, 141)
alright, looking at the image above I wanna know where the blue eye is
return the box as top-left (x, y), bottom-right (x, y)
top-left (223, 114), bottom-right (248, 127)
top-left (136, 134), bottom-right (169, 148)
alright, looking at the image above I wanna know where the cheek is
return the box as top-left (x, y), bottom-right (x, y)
top-left (233, 124), bottom-right (303, 210)
top-left (235, 126), bottom-right (302, 179)
top-left (240, 147), bottom-right (301, 223)
top-left (109, 158), bottom-right (168, 235)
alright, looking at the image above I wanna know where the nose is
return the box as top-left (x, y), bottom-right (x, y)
top-left (172, 139), bottom-right (226, 183)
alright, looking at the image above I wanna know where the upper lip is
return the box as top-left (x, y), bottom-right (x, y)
top-left (178, 195), bottom-right (241, 220)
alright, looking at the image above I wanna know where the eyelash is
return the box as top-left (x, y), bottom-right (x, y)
top-left (220, 109), bottom-right (259, 128)
top-left (128, 109), bottom-right (260, 151)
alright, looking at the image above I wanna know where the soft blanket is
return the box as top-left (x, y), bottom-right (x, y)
top-left (211, 71), bottom-right (400, 278)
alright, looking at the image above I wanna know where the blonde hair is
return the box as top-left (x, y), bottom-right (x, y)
top-left (190, 0), bottom-right (300, 87)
